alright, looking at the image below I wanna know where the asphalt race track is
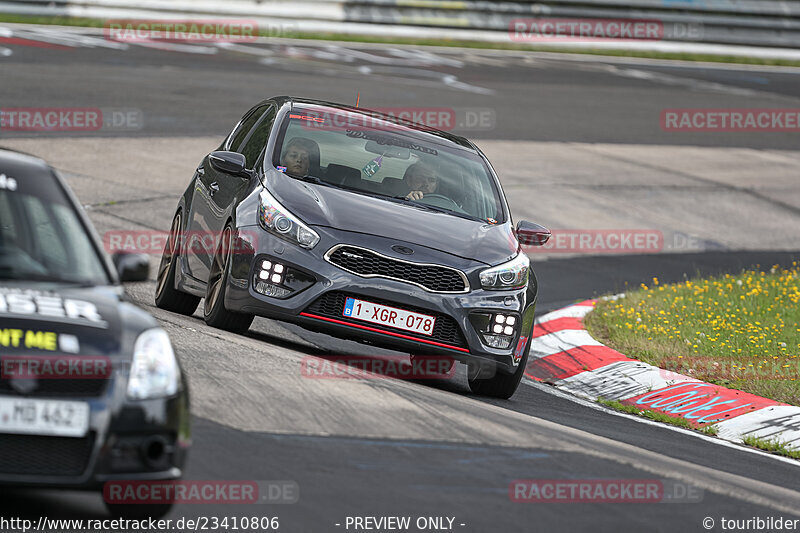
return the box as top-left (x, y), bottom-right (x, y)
top-left (2, 24), bottom-right (800, 532)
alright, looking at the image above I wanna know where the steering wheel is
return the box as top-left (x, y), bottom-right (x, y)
top-left (417, 193), bottom-right (467, 214)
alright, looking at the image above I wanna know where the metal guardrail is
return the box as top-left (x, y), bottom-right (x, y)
top-left (0, 0), bottom-right (798, 49)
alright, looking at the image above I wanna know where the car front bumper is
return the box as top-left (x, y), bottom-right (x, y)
top-left (0, 377), bottom-right (190, 490)
top-left (225, 225), bottom-right (538, 374)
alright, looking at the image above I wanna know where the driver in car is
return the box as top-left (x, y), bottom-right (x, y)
top-left (403, 162), bottom-right (439, 201)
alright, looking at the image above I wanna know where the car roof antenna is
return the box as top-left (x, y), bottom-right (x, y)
top-left (356, 93), bottom-right (360, 108)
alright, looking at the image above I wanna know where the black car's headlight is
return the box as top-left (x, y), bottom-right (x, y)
top-left (127, 328), bottom-right (180, 400)
top-left (258, 189), bottom-right (320, 249)
top-left (479, 253), bottom-right (529, 290)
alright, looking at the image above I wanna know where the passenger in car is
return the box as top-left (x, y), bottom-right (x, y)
top-left (280, 137), bottom-right (320, 177)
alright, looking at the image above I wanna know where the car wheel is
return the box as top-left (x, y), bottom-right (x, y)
top-left (203, 223), bottom-right (254, 333)
top-left (155, 210), bottom-right (201, 315)
top-left (104, 502), bottom-right (173, 519)
top-left (467, 341), bottom-right (530, 399)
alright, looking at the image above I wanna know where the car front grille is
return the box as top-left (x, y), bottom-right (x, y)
top-left (325, 245), bottom-right (468, 293)
top-left (0, 433), bottom-right (95, 476)
top-left (0, 378), bottom-right (109, 398)
top-left (305, 291), bottom-right (468, 349)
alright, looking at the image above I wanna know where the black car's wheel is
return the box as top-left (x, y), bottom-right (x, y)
top-left (467, 341), bottom-right (530, 399)
top-left (155, 211), bottom-right (200, 315)
top-left (203, 224), bottom-right (254, 333)
top-left (104, 502), bottom-right (173, 520)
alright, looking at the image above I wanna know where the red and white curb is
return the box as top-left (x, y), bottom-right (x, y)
top-left (526, 300), bottom-right (800, 450)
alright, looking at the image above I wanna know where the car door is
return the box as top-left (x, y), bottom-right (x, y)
top-left (186, 104), bottom-right (270, 281)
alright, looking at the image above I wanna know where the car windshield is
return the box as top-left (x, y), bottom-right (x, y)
top-left (0, 171), bottom-right (109, 285)
top-left (272, 106), bottom-right (504, 223)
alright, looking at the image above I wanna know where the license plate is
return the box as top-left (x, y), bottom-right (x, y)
top-left (343, 297), bottom-right (436, 336)
top-left (0, 397), bottom-right (90, 438)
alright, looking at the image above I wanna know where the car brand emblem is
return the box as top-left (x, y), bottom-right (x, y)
top-left (392, 245), bottom-right (414, 255)
top-left (341, 251), bottom-right (364, 260)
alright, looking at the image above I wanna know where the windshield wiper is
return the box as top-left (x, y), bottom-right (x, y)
top-left (292, 174), bottom-right (323, 185)
top-left (388, 196), bottom-right (486, 223)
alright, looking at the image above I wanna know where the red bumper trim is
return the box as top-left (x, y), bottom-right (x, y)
top-left (298, 312), bottom-right (471, 353)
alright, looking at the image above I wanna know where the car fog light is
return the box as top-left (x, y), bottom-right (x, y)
top-left (504, 326), bottom-right (514, 336)
top-left (259, 271), bottom-right (270, 280)
top-left (483, 335), bottom-right (513, 349)
top-left (495, 314), bottom-right (505, 323)
top-left (254, 281), bottom-right (291, 298)
top-left (262, 260), bottom-right (272, 270)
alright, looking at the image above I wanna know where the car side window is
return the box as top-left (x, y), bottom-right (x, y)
top-left (240, 106), bottom-right (277, 170)
top-left (228, 105), bottom-right (269, 152)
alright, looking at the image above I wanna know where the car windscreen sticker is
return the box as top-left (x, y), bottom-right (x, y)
top-left (0, 330), bottom-right (78, 352)
top-left (289, 114), bottom-right (325, 123)
top-left (0, 288), bottom-right (108, 329)
top-left (0, 174), bottom-right (18, 191)
top-left (276, 166), bottom-right (287, 173)
top-left (362, 154), bottom-right (383, 178)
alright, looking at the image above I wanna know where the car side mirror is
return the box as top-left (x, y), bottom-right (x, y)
top-left (516, 220), bottom-right (551, 246)
top-left (112, 252), bottom-right (150, 282)
top-left (209, 151), bottom-right (248, 176)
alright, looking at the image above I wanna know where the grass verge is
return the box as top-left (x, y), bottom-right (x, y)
top-left (586, 265), bottom-right (800, 406)
top-left (598, 398), bottom-right (694, 430)
top-left (742, 435), bottom-right (800, 459)
top-left (2, 14), bottom-right (800, 67)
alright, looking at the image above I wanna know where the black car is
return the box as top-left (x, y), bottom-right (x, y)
top-left (0, 149), bottom-right (190, 517)
top-left (156, 97), bottom-right (550, 398)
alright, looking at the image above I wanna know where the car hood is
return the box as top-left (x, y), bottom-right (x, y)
top-left (0, 283), bottom-right (156, 360)
top-left (267, 175), bottom-right (518, 265)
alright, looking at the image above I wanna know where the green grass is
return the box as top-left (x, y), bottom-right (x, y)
top-left (742, 435), bottom-right (800, 459)
top-left (3, 14), bottom-right (800, 67)
top-left (586, 265), bottom-right (800, 405)
top-left (598, 398), bottom-right (694, 429)
top-left (700, 424), bottom-right (719, 436)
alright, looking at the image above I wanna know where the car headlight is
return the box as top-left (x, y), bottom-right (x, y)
top-left (480, 253), bottom-right (530, 290)
top-left (127, 328), bottom-right (180, 400)
top-left (258, 189), bottom-right (320, 249)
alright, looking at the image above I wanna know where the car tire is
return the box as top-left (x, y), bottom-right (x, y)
top-left (155, 210), bottom-right (201, 315)
top-left (203, 223), bottom-right (254, 334)
top-left (467, 341), bottom-right (529, 399)
top-left (104, 502), bottom-right (173, 520)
